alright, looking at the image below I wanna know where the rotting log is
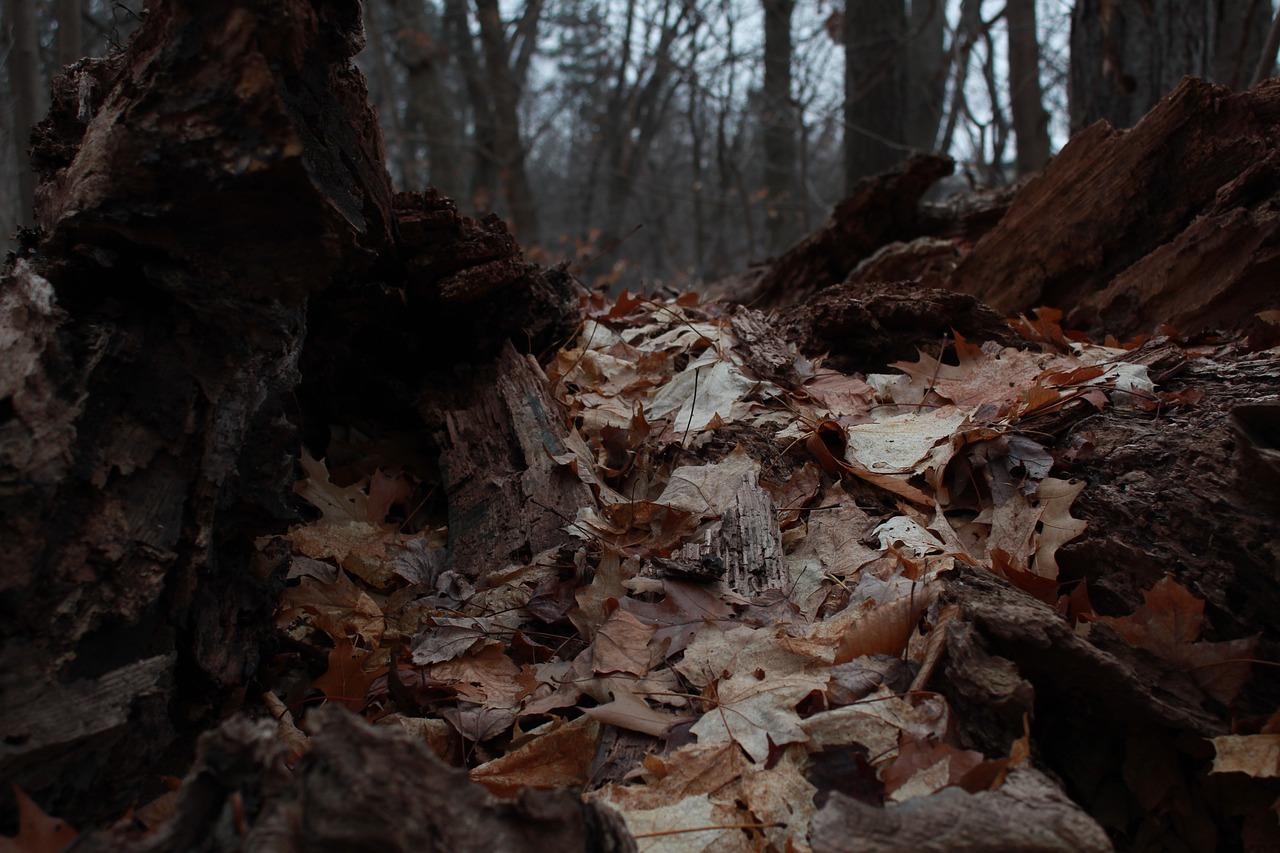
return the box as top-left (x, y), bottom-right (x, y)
top-left (747, 153), bottom-right (955, 308)
top-left (2, 0), bottom-right (394, 826)
top-left (0, 0), bottom-right (582, 831)
top-left (950, 77), bottom-right (1280, 337)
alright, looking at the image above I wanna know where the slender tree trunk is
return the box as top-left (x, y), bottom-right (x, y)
top-left (391, 0), bottom-right (464, 199)
top-left (1006, 0), bottom-right (1051, 175)
top-left (844, 0), bottom-right (906, 189)
top-left (475, 0), bottom-right (540, 243)
top-left (903, 0), bottom-right (946, 151)
top-left (937, 0), bottom-right (982, 160)
top-left (55, 0), bottom-right (84, 67)
top-left (3, 0), bottom-right (44, 227)
top-left (444, 0), bottom-right (496, 212)
top-left (762, 0), bottom-right (797, 254)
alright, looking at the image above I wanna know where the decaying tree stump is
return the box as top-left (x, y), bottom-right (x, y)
top-left (1, 0), bottom-right (583, 833)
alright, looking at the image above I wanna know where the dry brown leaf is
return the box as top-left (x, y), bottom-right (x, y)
top-left (0, 786), bottom-right (76, 853)
top-left (429, 643), bottom-right (523, 707)
top-left (471, 716), bottom-right (602, 796)
top-left (592, 609), bottom-right (659, 675)
top-left (1031, 477), bottom-right (1087, 579)
top-left (312, 641), bottom-right (383, 712)
top-left (831, 586), bottom-right (939, 664)
top-left (1098, 575), bottom-right (1258, 705)
top-left (263, 691), bottom-right (311, 765)
top-left (277, 569), bottom-right (385, 646)
top-left (288, 520), bottom-right (401, 588)
top-left (378, 714), bottom-right (462, 765)
top-left (583, 678), bottom-right (694, 736)
top-left (619, 579), bottom-right (735, 658)
top-left (294, 449), bottom-right (368, 522)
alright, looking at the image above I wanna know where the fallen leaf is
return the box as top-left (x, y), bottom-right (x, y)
top-left (583, 680), bottom-right (693, 736)
top-left (592, 609), bottom-right (659, 675)
top-left (0, 786), bottom-right (76, 853)
top-left (312, 641), bottom-right (383, 712)
top-left (619, 579), bottom-right (735, 657)
top-left (1210, 734), bottom-right (1280, 778)
top-left (471, 716), bottom-right (602, 796)
top-left (1098, 575), bottom-right (1258, 705)
top-left (277, 569), bottom-right (385, 646)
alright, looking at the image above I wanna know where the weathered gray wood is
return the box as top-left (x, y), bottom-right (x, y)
top-left (435, 342), bottom-right (594, 578)
top-left (811, 767), bottom-right (1113, 853)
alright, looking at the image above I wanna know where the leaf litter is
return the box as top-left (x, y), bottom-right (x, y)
top-left (167, 289), bottom-right (1266, 852)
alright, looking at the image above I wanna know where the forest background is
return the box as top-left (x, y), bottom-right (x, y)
top-left (2, 0), bottom-right (1277, 287)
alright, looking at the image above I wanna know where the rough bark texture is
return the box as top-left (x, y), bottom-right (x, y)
top-left (775, 280), bottom-right (1020, 375)
top-left (5, 0), bottom-right (1280, 847)
top-left (2, 0), bottom-right (580, 832)
top-left (951, 77), bottom-right (1280, 338)
top-left (430, 342), bottom-right (593, 579)
top-left (72, 708), bottom-right (636, 853)
top-left (812, 767), bottom-right (1113, 853)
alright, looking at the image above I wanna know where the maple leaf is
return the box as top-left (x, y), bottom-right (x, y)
top-left (277, 569), bottom-right (385, 646)
top-left (312, 641), bottom-right (383, 712)
top-left (294, 449), bottom-right (368, 523)
top-left (0, 786), bottom-right (76, 853)
top-left (677, 625), bottom-right (827, 762)
top-left (410, 616), bottom-right (498, 666)
top-left (619, 579), bottom-right (735, 657)
top-left (1097, 575), bottom-right (1258, 705)
top-left (583, 678), bottom-right (694, 736)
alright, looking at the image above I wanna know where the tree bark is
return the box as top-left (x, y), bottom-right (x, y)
top-left (3, 0), bottom-right (44, 227)
top-left (1006, 0), bottom-right (1051, 175)
top-left (55, 0), bottom-right (84, 67)
top-left (1069, 0), bottom-right (1212, 131)
top-left (952, 77), bottom-right (1280, 337)
top-left (761, 0), bottom-right (799, 254)
top-left (844, 0), bottom-right (906, 188)
top-left (475, 0), bottom-right (541, 243)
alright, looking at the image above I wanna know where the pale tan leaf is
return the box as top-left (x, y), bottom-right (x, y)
top-left (1210, 734), bottom-right (1280, 778)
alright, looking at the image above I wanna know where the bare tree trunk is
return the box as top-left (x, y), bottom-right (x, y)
top-left (390, 0), bottom-right (464, 199)
top-left (937, 0), bottom-right (982, 157)
top-left (475, 0), bottom-right (541, 243)
top-left (598, 0), bottom-right (690, 261)
top-left (1251, 2), bottom-right (1280, 85)
top-left (762, 0), bottom-right (798, 255)
top-left (1069, 0), bottom-right (1212, 130)
top-left (844, 0), bottom-right (906, 189)
top-left (903, 0), bottom-right (946, 151)
top-left (1006, 0), bottom-right (1051, 175)
top-left (444, 0), bottom-right (496, 212)
top-left (55, 0), bottom-right (84, 66)
top-left (1217, 0), bottom-right (1271, 88)
top-left (3, 0), bottom-right (44, 227)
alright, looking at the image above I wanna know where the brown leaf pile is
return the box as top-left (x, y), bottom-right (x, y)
top-left (213, 292), bottom-right (1257, 850)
